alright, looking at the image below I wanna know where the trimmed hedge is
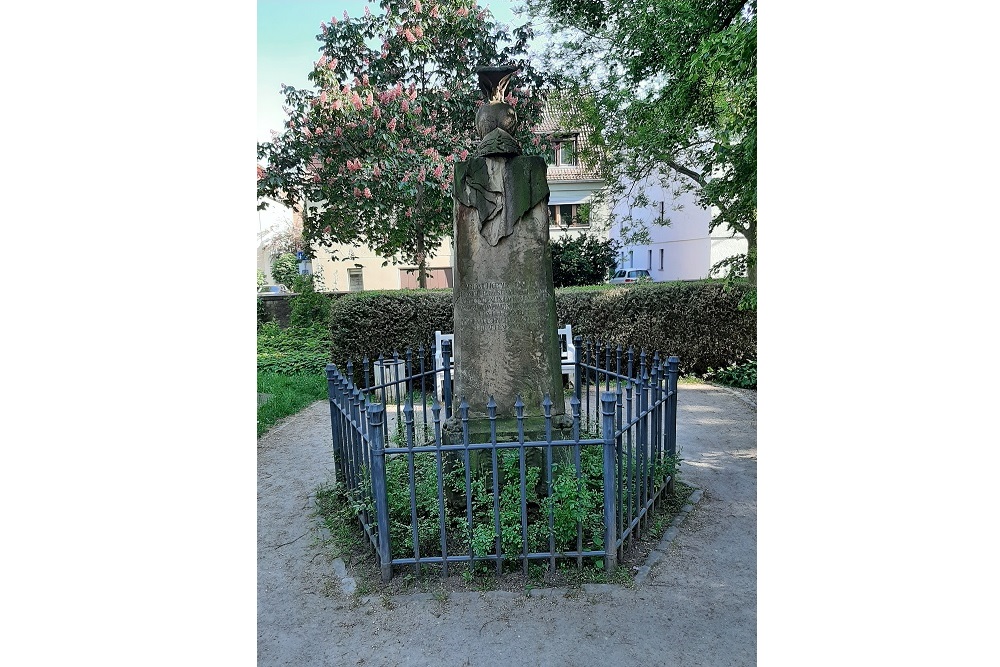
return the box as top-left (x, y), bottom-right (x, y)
top-left (328, 282), bottom-right (755, 376)
top-left (555, 281), bottom-right (755, 375)
top-left (329, 289), bottom-right (454, 365)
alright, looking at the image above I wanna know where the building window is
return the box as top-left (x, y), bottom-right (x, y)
top-left (648, 249), bottom-right (652, 271)
top-left (539, 135), bottom-right (578, 167)
top-left (347, 268), bottom-right (364, 292)
top-left (548, 203), bottom-right (590, 228)
top-left (659, 249), bottom-right (664, 271)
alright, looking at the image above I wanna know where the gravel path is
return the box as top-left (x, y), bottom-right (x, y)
top-left (258, 381), bottom-right (756, 666)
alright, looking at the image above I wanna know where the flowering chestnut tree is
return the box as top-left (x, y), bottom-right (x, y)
top-left (257, 0), bottom-right (552, 287)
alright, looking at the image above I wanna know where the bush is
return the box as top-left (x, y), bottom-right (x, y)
top-left (556, 281), bottom-right (756, 376)
top-left (327, 281), bottom-right (755, 377)
top-left (270, 253), bottom-right (299, 289)
top-left (706, 359), bottom-right (757, 389)
top-left (257, 321), bottom-right (331, 375)
top-left (550, 232), bottom-right (620, 287)
top-left (329, 289), bottom-right (453, 366)
top-left (289, 275), bottom-right (331, 328)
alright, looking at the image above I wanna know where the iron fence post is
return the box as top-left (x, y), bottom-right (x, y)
top-left (325, 364), bottom-right (343, 484)
top-left (367, 403), bottom-right (392, 582)
top-left (666, 356), bottom-right (680, 495)
top-left (573, 335), bottom-right (583, 405)
top-left (601, 392), bottom-right (617, 574)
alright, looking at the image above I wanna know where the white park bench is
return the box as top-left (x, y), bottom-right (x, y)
top-left (433, 324), bottom-right (578, 389)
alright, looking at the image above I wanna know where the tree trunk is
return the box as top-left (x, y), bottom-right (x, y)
top-left (416, 227), bottom-right (427, 289)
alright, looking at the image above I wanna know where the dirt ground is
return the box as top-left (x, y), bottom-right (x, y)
top-left (258, 381), bottom-right (756, 666)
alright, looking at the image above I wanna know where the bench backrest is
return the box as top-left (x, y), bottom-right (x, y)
top-left (434, 324), bottom-right (576, 370)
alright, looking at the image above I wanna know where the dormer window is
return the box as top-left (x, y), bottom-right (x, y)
top-left (540, 134), bottom-right (578, 167)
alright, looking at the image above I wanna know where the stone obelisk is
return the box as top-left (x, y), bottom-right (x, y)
top-left (451, 66), bottom-right (565, 420)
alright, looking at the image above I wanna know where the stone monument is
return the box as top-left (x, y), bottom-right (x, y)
top-left (451, 66), bottom-right (566, 423)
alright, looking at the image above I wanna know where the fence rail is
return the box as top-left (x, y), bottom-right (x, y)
top-left (326, 337), bottom-right (679, 581)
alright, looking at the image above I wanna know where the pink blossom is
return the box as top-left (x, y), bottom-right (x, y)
top-left (402, 172), bottom-right (410, 183)
top-left (373, 164), bottom-right (382, 178)
top-left (532, 135), bottom-right (540, 145)
top-left (335, 127), bottom-right (343, 136)
top-left (330, 58), bottom-right (338, 69)
top-left (319, 91), bottom-right (327, 105)
top-left (343, 10), bottom-right (349, 20)
top-left (351, 92), bottom-right (362, 110)
top-left (323, 225), bottom-right (332, 234)
top-left (459, 149), bottom-right (469, 160)
top-left (414, 1), bottom-right (422, 12)
top-left (363, 188), bottom-right (372, 198)
top-left (364, 5), bottom-right (371, 16)
top-left (388, 118), bottom-right (398, 131)
top-left (422, 126), bottom-right (433, 135)
top-left (347, 158), bottom-right (362, 172)
top-left (354, 187), bottom-right (362, 197)
top-left (431, 5), bottom-right (439, 19)
top-left (417, 168), bottom-right (426, 182)
top-left (365, 91), bottom-right (374, 106)
top-left (332, 99), bottom-right (342, 111)
top-left (404, 29), bottom-right (416, 42)
top-left (443, 90), bottom-right (452, 101)
top-left (401, 99), bottom-right (409, 113)
top-left (257, 165), bottom-right (265, 180)
top-left (414, 25), bottom-right (423, 38)
top-left (406, 207), bottom-right (413, 217)
top-left (362, 74), bottom-right (370, 86)
top-left (315, 126), bottom-right (324, 135)
top-left (432, 164), bottom-right (443, 178)
top-left (331, 16), bottom-right (338, 24)
top-left (456, 7), bottom-right (469, 17)
top-left (372, 106), bottom-right (382, 119)
top-left (318, 55), bottom-right (327, 67)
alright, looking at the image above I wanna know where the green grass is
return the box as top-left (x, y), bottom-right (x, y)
top-left (257, 371), bottom-right (328, 436)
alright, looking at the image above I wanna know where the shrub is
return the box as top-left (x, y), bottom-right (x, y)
top-left (327, 281), bottom-right (755, 377)
top-left (329, 290), bottom-right (453, 366)
top-left (257, 321), bottom-right (331, 375)
top-left (706, 359), bottom-right (757, 389)
top-left (550, 232), bottom-right (620, 287)
top-left (556, 281), bottom-right (756, 376)
top-left (270, 253), bottom-right (299, 289)
top-left (289, 275), bottom-right (331, 328)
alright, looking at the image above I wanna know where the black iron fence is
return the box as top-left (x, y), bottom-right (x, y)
top-left (325, 337), bottom-right (679, 582)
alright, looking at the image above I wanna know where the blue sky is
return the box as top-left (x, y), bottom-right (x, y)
top-left (258, 1), bottom-right (521, 143)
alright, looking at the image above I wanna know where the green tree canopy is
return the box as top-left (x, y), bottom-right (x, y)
top-left (258, 0), bottom-right (553, 287)
top-left (270, 253), bottom-right (299, 289)
top-left (524, 0), bottom-right (757, 287)
top-left (550, 232), bottom-right (620, 287)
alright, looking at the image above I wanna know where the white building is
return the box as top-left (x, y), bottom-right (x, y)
top-left (607, 169), bottom-right (748, 281)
